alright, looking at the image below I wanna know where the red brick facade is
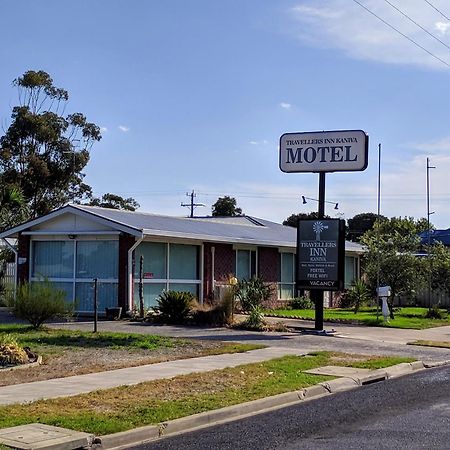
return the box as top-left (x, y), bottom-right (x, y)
top-left (17, 233), bottom-right (30, 284)
top-left (118, 234), bottom-right (136, 311)
top-left (258, 246), bottom-right (279, 302)
top-left (203, 243), bottom-right (235, 300)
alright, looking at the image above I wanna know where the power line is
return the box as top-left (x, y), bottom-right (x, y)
top-left (383, 0), bottom-right (450, 52)
top-left (351, 0), bottom-right (450, 68)
top-left (424, 0), bottom-right (450, 22)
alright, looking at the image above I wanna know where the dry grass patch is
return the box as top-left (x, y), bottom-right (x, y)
top-left (407, 340), bottom-right (450, 349)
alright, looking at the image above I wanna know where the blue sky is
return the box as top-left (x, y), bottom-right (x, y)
top-left (1, 0), bottom-right (450, 227)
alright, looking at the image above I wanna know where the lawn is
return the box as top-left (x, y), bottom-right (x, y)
top-left (0, 324), bottom-right (263, 385)
top-left (264, 307), bottom-right (450, 329)
top-left (0, 352), bottom-right (414, 435)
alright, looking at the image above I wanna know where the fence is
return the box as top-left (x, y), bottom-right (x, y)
top-left (396, 287), bottom-right (450, 309)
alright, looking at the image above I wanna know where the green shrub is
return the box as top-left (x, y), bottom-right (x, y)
top-left (240, 306), bottom-right (266, 331)
top-left (341, 280), bottom-right (371, 313)
top-left (234, 277), bottom-right (273, 312)
top-left (0, 334), bottom-right (28, 366)
top-left (425, 305), bottom-right (445, 319)
top-left (13, 280), bottom-right (73, 329)
top-left (289, 296), bottom-right (314, 310)
top-left (155, 290), bottom-right (194, 324)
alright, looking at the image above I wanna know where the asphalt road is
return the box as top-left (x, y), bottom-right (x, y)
top-left (131, 365), bottom-right (450, 450)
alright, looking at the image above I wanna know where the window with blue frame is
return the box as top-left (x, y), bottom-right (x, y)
top-left (31, 239), bottom-right (118, 312)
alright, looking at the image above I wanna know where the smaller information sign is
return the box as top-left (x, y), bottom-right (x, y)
top-left (297, 219), bottom-right (345, 291)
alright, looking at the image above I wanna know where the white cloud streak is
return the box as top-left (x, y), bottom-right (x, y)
top-left (280, 102), bottom-right (292, 109)
top-left (288, 1), bottom-right (450, 70)
top-left (118, 125), bottom-right (130, 132)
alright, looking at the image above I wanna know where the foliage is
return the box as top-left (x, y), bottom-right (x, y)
top-left (241, 306), bottom-right (266, 330)
top-left (360, 216), bottom-right (430, 319)
top-left (0, 70), bottom-right (101, 219)
top-left (0, 334), bottom-right (28, 366)
top-left (425, 304), bottom-right (444, 319)
top-left (346, 212), bottom-right (387, 242)
top-left (341, 280), bottom-right (371, 313)
top-left (88, 193), bottom-right (140, 211)
top-left (0, 184), bottom-right (28, 231)
top-left (192, 288), bottom-right (235, 325)
top-left (289, 296), bottom-right (314, 309)
top-left (234, 277), bottom-right (273, 312)
top-left (211, 196), bottom-right (242, 216)
top-left (283, 212), bottom-right (330, 228)
top-left (155, 290), bottom-right (194, 324)
top-left (13, 280), bottom-right (73, 329)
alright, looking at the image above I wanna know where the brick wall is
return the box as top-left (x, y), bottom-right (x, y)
top-left (118, 234), bottom-right (136, 311)
top-left (203, 243), bottom-right (234, 300)
top-left (258, 246), bottom-right (279, 302)
top-left (17, 233), bottom-right (30, 284)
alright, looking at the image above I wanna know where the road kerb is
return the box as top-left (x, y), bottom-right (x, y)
top-left (423, 359), bottom-right (450, 368)
top-left (96, 359), bottom-right (443, 449)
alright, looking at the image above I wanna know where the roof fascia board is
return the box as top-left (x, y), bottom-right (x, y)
top-left (0, 205), bottom-right (143, 239)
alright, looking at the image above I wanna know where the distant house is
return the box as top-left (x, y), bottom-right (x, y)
top-left (0, 205), bottom-right (363, 314)
top-left (420, 229), bottom-right (450, 247)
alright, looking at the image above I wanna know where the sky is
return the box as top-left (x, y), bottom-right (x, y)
top-left (1, 0), bottom-right (450, 227)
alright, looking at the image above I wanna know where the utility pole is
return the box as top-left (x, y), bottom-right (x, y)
top-left (426, 157), bottom-right (436, 311)
top-left (181, 190), bottom-right (204, 218)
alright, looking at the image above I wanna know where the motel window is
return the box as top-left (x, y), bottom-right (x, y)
top-left (278, 252), bottom-right (295, 299)
top-left (235, 249), bottom-right (256, 280)
top-left (31, 240), bottom-right (119, 313)
top-left (345, 256), bottom-right (358, 288)
top-left (134, 242), bottom-right (201, 309)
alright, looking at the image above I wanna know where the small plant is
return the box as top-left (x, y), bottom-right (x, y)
top-left (0, 334), bottom-right (28, 366)
top-left (155, 290), bottom-right (194, 324)
top-left (425, 305), bottom-right (445, 319)
top-left (241, 306), bottom-right (266, 330)
top-left (342, 280), bottom-right (371, 313)
top-left (234, 277), bottom-right (273, 312)
top-left (13, 280), bottom-right (74, 329)
top-left (289, 296), bottom-right (314, 310)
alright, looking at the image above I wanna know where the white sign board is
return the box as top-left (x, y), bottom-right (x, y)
top-left (279, 129), bottom-right (368, 173)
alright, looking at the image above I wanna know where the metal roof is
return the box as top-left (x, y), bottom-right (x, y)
top-left (0, 204), bottom-right (365, 252)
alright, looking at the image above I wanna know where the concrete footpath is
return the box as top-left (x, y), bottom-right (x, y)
top-left (0, 347), bottom-right (307, 406)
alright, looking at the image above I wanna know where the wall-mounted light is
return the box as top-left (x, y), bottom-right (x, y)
top-left (301, 196), bottom-right (338, 210)
top-left (68, 234), bottom-right (77, 240)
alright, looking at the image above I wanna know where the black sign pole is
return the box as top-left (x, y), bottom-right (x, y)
top-left (314, 172), bottom-right (326, 331)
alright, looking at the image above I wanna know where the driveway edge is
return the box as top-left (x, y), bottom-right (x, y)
top-left (98, 360), bottom-right (439, 449)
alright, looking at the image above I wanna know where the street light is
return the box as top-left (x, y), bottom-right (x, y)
top-left (302, 195), bottom-right (339, 210)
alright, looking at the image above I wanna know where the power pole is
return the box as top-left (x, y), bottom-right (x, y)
top-left (181, 190), bottom-right (204, 218)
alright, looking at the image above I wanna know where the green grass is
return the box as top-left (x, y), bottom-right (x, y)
top-left (264, 307), bottom-right (450, 329)
top-left (0, 324), bottom-right (262, 357)
top-left (0, 352), bottom-right (414, 435)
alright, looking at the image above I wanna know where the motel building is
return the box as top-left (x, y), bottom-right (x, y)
top-left (0, 204), bottom-right (364, 314)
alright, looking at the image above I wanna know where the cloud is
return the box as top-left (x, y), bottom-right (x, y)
top-left (118, 125), bottom-right (130, 132)
top-left (408, 137), bottom-right (450, 153)
top-left (288, 1), bottom-right (450, 70)
top-left (249, 140), bottom-right (268, 145)
top-left (279, 102), bottom-right (291, 109)
top-left (435, 22), bottom-right (450, 35)
top-left (100, 126), bottom-right (108, 133)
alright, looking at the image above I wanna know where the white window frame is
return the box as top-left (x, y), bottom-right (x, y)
top-left (278, 250), bottom-right (296, 300)
top-left (29, 237), bottom-right (119, 313)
